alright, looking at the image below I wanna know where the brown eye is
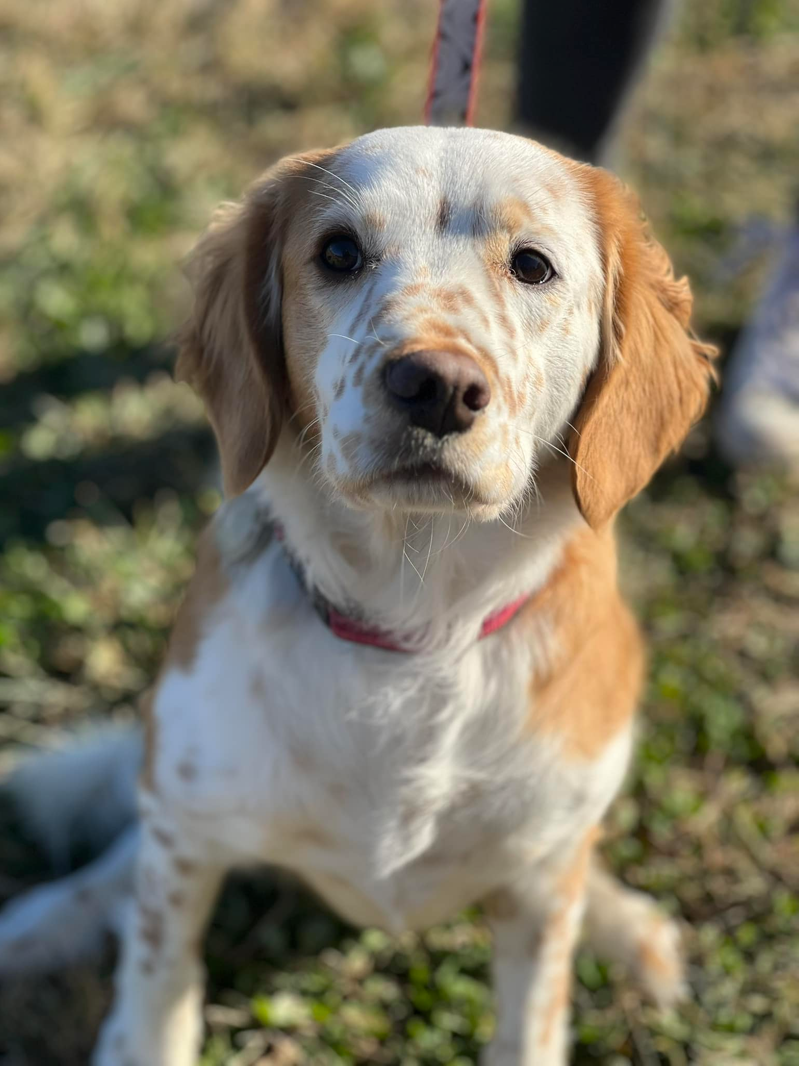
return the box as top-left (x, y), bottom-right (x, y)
top-left (511, 249), bottom-right (554, 285)
top-left (321, 235), bottom-right (362, 273)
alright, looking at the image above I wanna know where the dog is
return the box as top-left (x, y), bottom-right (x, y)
top-left (0, 126), bottom-right (716, 1066)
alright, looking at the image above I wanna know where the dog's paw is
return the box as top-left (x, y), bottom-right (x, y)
top-left (632, 912), bottom-right (687, 1009)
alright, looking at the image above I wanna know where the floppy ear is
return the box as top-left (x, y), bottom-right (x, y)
top-left (175, 169), bottom-right (291, 496)
top-left (569, 167), bottom-right (717, 529)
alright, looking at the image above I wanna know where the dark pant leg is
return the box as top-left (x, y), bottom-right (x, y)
top-left (515, 0), bottom-right (672, 162)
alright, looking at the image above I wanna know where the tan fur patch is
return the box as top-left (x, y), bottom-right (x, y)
top-left (165, 526), bottom-right (229, 674)
top-left (557, 827), bottom-right (599, 903)
top-left (537, 828), bottom-right (597, 1049)
top-left (412, 318), bottom-right (461, 342)
top-left (492, 195), bottom-right (535, 234)
top-left (638, 918), bottom-right (682, 981)
top-left (542, 178), bottom-right (565, 202)
top-left (524, 528), bottom-right (643, 759)
top-left (429, 288), bottom-right (462, 314)
top-left (400, 281), bottom-right (427, 299)
top-left (566, 162), bottom-right (717, 528)
top-left (174, 152), bottom-right (333, 495)
top-left (362, 210), bottom-right (387, 232)
top-left (538, 967), bottom-right (570, 1051)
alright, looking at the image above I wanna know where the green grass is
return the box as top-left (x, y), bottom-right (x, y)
top-left (0, 1), bottom-right (797, 1064)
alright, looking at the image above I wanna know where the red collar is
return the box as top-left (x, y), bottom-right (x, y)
top-left (275, 523), bottom-right (531, 653)
top-left (325, 593), bottom-right (531, 652)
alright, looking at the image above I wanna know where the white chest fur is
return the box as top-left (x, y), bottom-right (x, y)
top-left (151, 524), bottom-right (632, 935)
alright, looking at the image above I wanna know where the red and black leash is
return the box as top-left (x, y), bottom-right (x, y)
top-left (425, 0), bottom-right (488, 126)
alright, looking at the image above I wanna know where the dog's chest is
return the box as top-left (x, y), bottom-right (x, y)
top-left (154, 557), bottom-right (627, 933)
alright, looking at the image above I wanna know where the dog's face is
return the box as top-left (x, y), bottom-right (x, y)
top-left (278, 128), bottom-right (601, 519)
top-left (178, 127), bottom-right (715, 527)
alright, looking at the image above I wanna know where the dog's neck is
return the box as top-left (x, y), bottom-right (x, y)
top-left (255, 432), bottom-right (585, 653)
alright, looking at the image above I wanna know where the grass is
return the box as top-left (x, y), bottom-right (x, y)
top-left (0, 0), bottom-right (797, 1064)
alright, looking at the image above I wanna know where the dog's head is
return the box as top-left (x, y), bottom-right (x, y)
top-left (177, 127), bottom-right (715, 528)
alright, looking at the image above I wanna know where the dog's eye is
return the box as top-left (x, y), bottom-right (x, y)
top-left (510, 249), bottom-right (554, 285)
top-left (321, 235), bottom-right (363, 273)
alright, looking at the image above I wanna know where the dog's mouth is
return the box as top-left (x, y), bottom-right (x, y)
top-left (351, 459), bottom-right (493, 514)
top-left (327, 432), bottom-right (518, 517)
top-left (379, 461), bottom-right (457, 486)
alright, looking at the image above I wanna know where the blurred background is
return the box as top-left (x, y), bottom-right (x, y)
top-left (0, 0), bottom-right (797, 1064)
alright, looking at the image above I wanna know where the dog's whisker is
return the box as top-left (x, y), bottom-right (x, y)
top-left (302, 160), bottom-right (361, 206)
top-left (329, 333), bottom-right (363, 347)
top-left (517, 429), bottom-right (596, 482)
top-left (368, 317), bottom-right (388, 347)
top-left (302, 175), bottom-right (360, 212)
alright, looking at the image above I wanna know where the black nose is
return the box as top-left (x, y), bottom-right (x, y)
top-left (384, 350), bottom-right (491, 436)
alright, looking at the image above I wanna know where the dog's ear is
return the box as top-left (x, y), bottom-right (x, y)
top-left (175, 174), bottom-right (289, 496)
top-left (568, 167), bottom-right (717, 529)
top-left (176, 156), bottom-right (327, 496)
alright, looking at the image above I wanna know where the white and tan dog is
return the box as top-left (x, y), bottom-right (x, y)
top-left (0, 126), bottom-right (716, 1066)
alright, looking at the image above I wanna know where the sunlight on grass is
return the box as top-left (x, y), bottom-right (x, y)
top-left (0, 1), bottom-right (796, 1064)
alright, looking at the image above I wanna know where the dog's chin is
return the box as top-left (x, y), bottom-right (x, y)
top-left (332, 462), bottom-right (513, 521)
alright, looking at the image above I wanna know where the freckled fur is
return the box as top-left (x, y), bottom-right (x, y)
top-left (436, 197), bottom-right (452, 232)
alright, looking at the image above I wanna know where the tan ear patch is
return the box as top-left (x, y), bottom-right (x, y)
top-left (176, 149), bottom-right (341, 496)
top-left (567, 165), bottom-right (717, 529)
top-left (175, 193), bottom-right (284, 497)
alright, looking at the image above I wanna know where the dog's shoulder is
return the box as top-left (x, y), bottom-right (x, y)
top-left (518, 524), bottom-right (643, 761)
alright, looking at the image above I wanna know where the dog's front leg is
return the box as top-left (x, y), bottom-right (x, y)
top-left (93, 804), bottom-right (225, 1067)
top-left (482, 830), bottom-right (596, 1067)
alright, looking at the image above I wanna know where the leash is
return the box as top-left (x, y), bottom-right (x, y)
top-left (425, 0), bottom-right (488, 126)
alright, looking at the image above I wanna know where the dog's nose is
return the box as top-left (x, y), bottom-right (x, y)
top-left (384, 350), bottom-right (491, 436)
